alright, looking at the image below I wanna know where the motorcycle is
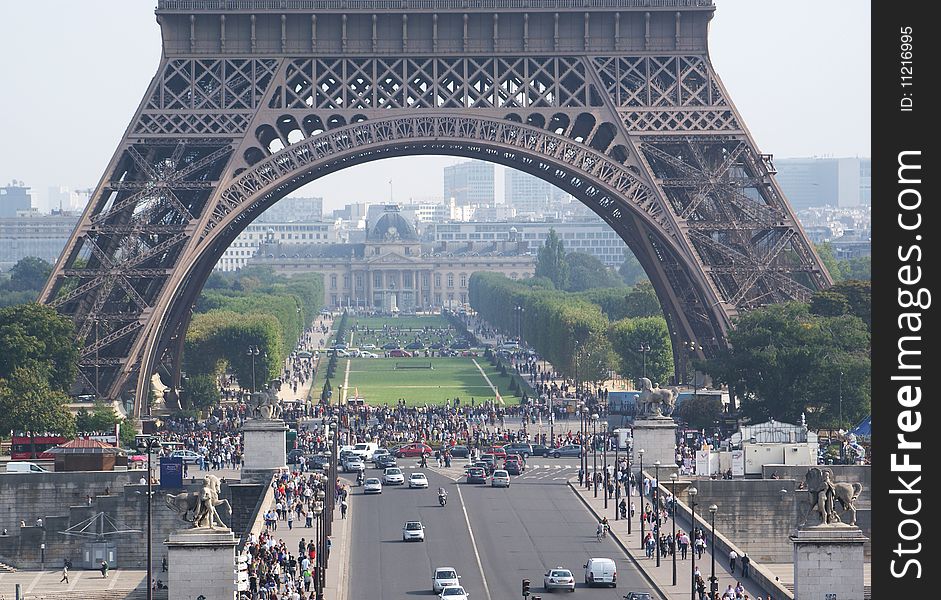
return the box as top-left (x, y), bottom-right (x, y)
top-left (438, 493), bottom-right (448, 507)
top-left (356, 471), bottom-right (364, 486)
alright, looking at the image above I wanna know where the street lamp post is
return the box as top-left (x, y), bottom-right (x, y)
top-left (602, 422), bottom-right (608, 509)
top-left (638, 343), bottom-right (651, 379)
top-left (654, 460), bottom-right (661, 567)
top-left (626, 437), bottom-right (632, 534)
top-left (689, 486), bottom-right (698, 600)
top-left (247, 345), bottom-right (260, 393)
top-left (137, 436), bottom-right (161, 600)
top-left (670, 473), bottom-right (678, 586)
top-left (591, 414), bottom-right (599, 498)
top-left (638, 448), bottom-right (645, 549)
top-left (614, 431), bottom-right (620, 521)
top-left (683, 341), bottom-right (703, 393)
top-left (709, 504), bottom-right (718, 598)
top-left (581, 406), bottom-right (590, 490)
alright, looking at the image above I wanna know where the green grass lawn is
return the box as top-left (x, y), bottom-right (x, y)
top-left (342, 356), bottom-right (521, 406)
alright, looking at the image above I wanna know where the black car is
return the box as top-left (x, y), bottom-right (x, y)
top-left (374, 454), bottom-right (397, 469)
top-left (405, 341), bottom-right (424, 350)
top-left (475, 460), bottom-right (494, 475)
top-left (309, 454), bottom-right (331, 470)
top-left (531, 444), bottom-right (550, 457)
top-left (449, 445), bottom-right (470, 458)
top-left (450, 340), bottom-right (471, 350)
top-left (504, 461), bottom-right (522, 476)
top-left (429, 342), bottom-right (444, 349)
top-left (466, 467), bottom-right (487, 484)
top-left (504, 443), bottom-right (533, 458)
top-left (381, 342), bottom-right (400, 350)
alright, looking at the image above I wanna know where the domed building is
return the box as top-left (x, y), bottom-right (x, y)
top-left (251, 205), bottom-right (535, 312)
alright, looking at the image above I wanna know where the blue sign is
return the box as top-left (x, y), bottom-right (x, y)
top-left (160, 456), bottom-right (184, 489)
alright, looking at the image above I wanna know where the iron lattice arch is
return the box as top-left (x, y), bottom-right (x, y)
top-left (40, 1), bottom-right (830, 416)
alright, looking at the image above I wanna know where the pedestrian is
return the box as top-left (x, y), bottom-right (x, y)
top-left (340, 498), bottom-right (348, 519)
top-left (100, 560), bottom-right (109, 578)
top-left (288, 511), bottom-right (294, 530)
top-left (729, 549), bottom-right (738, 572)
top-left (741, 553), bottom-right (751, 577)
top-left (60, 564), bottom-right (69, 583)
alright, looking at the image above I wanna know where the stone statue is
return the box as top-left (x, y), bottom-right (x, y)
top-left (151, 373), bottom-right (169, 409)
top-left (165, 474), bottom-right (231, 530)
top-left (801, 467), bottom-right (863, 527)
top-left (248, 380), bottom-right (282, 420)
top-left (635, 377), bottom-right (678, 418)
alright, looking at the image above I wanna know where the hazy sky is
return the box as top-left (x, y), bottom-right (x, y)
top-left (0, 1), bottom-right (870, 211)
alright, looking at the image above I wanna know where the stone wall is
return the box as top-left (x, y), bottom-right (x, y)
top-left (0, 473), bottom-right (266, 570)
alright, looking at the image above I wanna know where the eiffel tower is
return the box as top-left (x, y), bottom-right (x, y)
top-left (40, 0), bottom-right (831, 416)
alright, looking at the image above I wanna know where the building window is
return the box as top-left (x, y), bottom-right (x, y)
top-left (374, 272), bottom-right (382, 288)
top-left (447, 273), bottom-right (454, 288)
top-left (355, 274), bottom-right (363, 289)
top-left (460, 293), bottom-right (467, 304)
top-left (422, 273), bottom-right (430, 289)
top-left (434, 293), bottom-right (442, 305)
top-left (331, 294), bottom-right (338, 306)
top-left (460, 273), bottom-right (467, 287)
top-left (343, 274), bottom-right (350, 289)
top-left (434, 273), bottom-right (442, 288)
top-left (404, 271), bottom-right (413, 289)
top-left (330, 274), bottom-right (337, 290)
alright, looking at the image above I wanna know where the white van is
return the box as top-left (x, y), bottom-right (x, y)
top-left (6, 461), bottom-right (49, 474)
top-left (584, 557), bottom-right (617, 587)
top-left (351, 442), bottom-right (379, 461)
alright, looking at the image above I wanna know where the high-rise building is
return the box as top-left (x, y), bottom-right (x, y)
top-left (443, 160), bottom-right (494, 207)
top-left (859, 159), bottom-right (871, 205)
top-left (0, 212), bottom-right (80, 270)
top-left (774, 157), bottom-right (865, 210)
top-left (254, 196), bottom-right (323, 222)
top-left (505, 170), bottom-right (551, 215)
top-left (0, 182), bottom-right (33, 218)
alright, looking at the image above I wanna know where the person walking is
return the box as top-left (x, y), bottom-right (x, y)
top-left (60, 564), bottom-right (69, 584)
top-left (340, 498), bottom-right (348, 519)
top-left (100, 560), bottom-right (109, 579)
top-left (729, 549), bottom-right (738, 573)
top-left (741, 553), bottom-right (751, 578)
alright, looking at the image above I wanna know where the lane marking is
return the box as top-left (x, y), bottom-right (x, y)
top-left (454, 484), bottom-right (494, 600)
top-left (471, 359), bottom-right (504, 405)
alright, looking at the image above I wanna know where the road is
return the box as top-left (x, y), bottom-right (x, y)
top-left (349, 457), bottom-right (658, 600)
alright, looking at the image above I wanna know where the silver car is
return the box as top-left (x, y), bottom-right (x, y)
top-left (402, 521), bottom-right (425, 542)
top-left (544, 568), bottom-right (576, 592)
top-left (491, 469), bottom-right (510, 488)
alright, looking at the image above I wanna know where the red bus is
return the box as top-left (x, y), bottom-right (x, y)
top-left (11, 432), bottom-right (119, 460)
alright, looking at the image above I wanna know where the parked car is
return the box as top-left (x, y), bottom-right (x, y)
top-left (363, 478), bottom-right (383, 494)
top-left (584, 558), bottom-right (617, 587)
top-left (381, 342), bottom-right (401, 350)
top-left (287, 449), bottom-right (306, 464)
top-left (491, 469), bottom-right (511, 488)
top-left (466, 466), bottom-right (487, 483)
top-left (451, 340), bottom-right (471, 350)
top-left (383, 467), bottom-right (405, 485)
top-left (503, 443), bottom-right (533, 458)
top-left (405, 341), bottom-right (424, 350)
top-left (432, 567), bottom-right (461, 593)
top-left (170, 450), bottom-right (201, 464)
top-left (429, 342), bottom-right (444, 349)
top-left (543, 568), bottom-right (576, 592)
top-left (402, 521), bottom-right (425, 542)
top-left (362, 344), bottom-right (377, 350)
top-left (360, 351), bottom-right (379, 358)
top-left (5, 461), bottom-right (48, 473)
top-left (395, 443), bottom-right (432, 458)
top-left (449, 445), bottom-right (470, 458)
top-left (552, 444), bottom-right (584, 459)
top-left (389, 349), bottom-right (413, 357)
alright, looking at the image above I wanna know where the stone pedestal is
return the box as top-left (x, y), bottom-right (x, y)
top-left (166, 528), bottom-right (237, 599)
top-left (792, 525), bottom-right (868, 600)
top-left (241, 418), bottom-right (288, 482)
top-left (632, 417), bottom-right (677, 474)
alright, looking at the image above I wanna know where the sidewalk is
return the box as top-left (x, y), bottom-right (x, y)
top-left (570, 480), bottom-right (771, 600)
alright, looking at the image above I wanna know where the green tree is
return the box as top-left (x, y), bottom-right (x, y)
top-left (814, 242), bottom-right (844, 282)
top-left (608, 316), bottom-right (673, 384)
top-left (0, 366), bottom-right (76, 458)
top-left (809, 291), bottom-right (850, 317)
top-left (535, 228), bottom-right (568, 289)
top-left (185, 374), bottom-right (220, 411)
top-left (829, 280), bottom-right (871, 328)
top-left (676, 395), bottom-right (724, 430)
top-left (618, 252), bottom-right (647, 286)
top-left (838, 256), bottom-right (871, 281)
top-left (5, 257), bottom-right (53, 292)
top-left (0, 303), bottom-right (78, 393)
top-left (623, 282), bottom-right (662, 319)
top-left (87, 401), bottom-right (121, 432)
top-left (565, 251), bottom-right (624, 292)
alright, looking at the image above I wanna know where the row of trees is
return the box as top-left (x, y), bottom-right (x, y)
top-left (181, 269), bottom-right (324, 410)
top-left (0, 256), bottom-right (53, 307)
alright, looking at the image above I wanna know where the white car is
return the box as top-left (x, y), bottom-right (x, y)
top-left (343, 457), bottom-right (365, 473)
top-left (544, 567), bottom-right (576, 592)
top-left (403, 521), bottom-right (425, 542)
top-left (432, 567), bottom-right (461, 593)
top-left (491, 469), bottom-right (510, 488)
top-left (439, 585), bottom-right (469, 600)
top-left (363, 478), bottom-right (383, 494)
top-left (362, 344), bottom-right (377, 350)
top-left (408, 472), bottom-right (429, 488)
top-left (360, 351), bottom-right (379, 358)
top-left (170, 450), bottom-right (201, 464)
top-left (383, 467), bottom-right (405, 485)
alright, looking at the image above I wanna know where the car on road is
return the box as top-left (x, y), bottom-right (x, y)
top-left (342, 456), bottom-right (365, 472)
top-left (402, 521), bottom-right (425, 542)
top-left (543, 567), bottom-right (576, 592)
top-left (448, 445), bottom-right (470, 458)
top-left (474, 460), bottom-right (494, 475)
top-left (504, 461), bottom-right (522, 476)
top-left (439, 585), bottom-right (469, 600)
top-left (408, 472), bottom-right (430, 488)
top-left (405, 341), bottom-right (424, 350)
top-left (466, 466), bottom-right (487, 484)
top-left (360, 351), bottom-right (379, 358)
top-left (450, 340), bottom-right (471, 349)
top-left (381, 342), bottom-right (401, 350)
top-left (503, 443), bottom-right (533, 458)
top-left (491, 469), bottom-right (511, 488)
top-left (362, 344), bottom-right (377, 350)
top-left (623, 593), bottom-right (653, 600)
top-left (531, 444), bottom-right (550, 457)
top-left (552, 444), bottom-right (584, 459)
top-left (351, 442), bottom-right (380, 461)
top-left (485, 446), bottom-right (507, 459)
top-left (170, 450), bottom-right (201, 464)
top-left (429, 342), bottom-right (444, 349)
top-left (374, 454), bottom-right (397, 469)
top-left (584, 558), bottom-right (617, 588)
top-left (432, 567), bottom-right (461, 593)
top-left (363, 478), bottom-right (383, 494)
top-left (383, 467), bottom-right (405, 485)
top-left (395, 442), bottom-right (432, 458)
top-left (296, 350), bottom-right (313, 359)
top-left (389, 349), bottom-right (413, 357)
top-left (309, 454), bottom-right (331, 470)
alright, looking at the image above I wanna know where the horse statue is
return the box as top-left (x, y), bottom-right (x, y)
top-left (801, 467), bottom-right (863, 527)
top-left (165, 474), bottom-right (231, 530)
top-left (248, 380), bottom-right (283, 420)
top-left (635, 377), bottom-right (678, 418)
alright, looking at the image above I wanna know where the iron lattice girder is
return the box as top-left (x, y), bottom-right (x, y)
top-left (41, 4), bottom-right (830, 411)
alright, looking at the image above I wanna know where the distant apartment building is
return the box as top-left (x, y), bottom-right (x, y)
top-left (216, 221), bottom-right (341, 271)
top-left (255, 196), bottom-right (323, 223)
top-left (0, 182), bottom-right (33, 218)
top-left (430, 217), bottom-right (629, 267)
top-left (505, 170), bottom-right (551, 215)
top-left (774, 157), bottom-right (868, 210)
top-left (443, 160), bottom-right (494, 207)
top-left (0, 211), bottom-right (80, 270)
